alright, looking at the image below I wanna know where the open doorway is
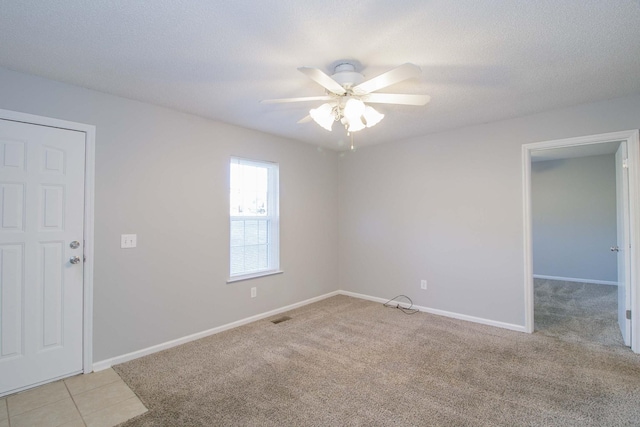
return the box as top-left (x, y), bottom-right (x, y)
top-left (531, 147), bottom-right (620, 347)
top-left (522, 130), bottom-right (640, 353)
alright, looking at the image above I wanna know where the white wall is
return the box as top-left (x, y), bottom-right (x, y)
top-left (339, 94), bottom-right (640, 327)
top-left (532, 155), bottom-right (617, 283)
top-left (0, 67), bottom-right (340, 362)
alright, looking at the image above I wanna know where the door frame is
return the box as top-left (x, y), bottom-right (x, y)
top-left (522, 129), bottom-right (640, 353)
top-left (0, 108), bottom-right (95, 373)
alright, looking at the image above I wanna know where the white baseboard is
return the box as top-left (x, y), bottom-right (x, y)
top-left (339, 290), bottom-right (527, 333)
top-left (93, 288), bottom-right (528, 371)
top-left (533, 274), bottom-right (617, 286)
top-left (92, 290), bottom-right (340, 371)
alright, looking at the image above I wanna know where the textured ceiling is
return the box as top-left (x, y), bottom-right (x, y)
top-left (1, 1), bottom-right (639, 150)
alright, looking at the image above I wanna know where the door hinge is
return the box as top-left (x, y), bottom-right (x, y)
top-left (623, 158), bottom-right (629, 169)
top-left (626, 310), bottom-right (632, 320)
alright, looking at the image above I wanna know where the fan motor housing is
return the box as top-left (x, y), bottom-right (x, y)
top-left (331, 62), bottom-right (364, 88)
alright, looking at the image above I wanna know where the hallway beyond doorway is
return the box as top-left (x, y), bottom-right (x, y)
top-left (534, 278), bottom-right (624, 348)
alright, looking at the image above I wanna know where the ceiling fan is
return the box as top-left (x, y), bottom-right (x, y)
top-left (261, 62), bottom-right (431, 136)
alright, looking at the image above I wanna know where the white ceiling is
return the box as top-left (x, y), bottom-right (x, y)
top-left (1, 1), bottom-right (639, 150)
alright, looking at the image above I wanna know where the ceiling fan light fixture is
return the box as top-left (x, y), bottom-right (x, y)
top-left (363, 106), bottom-right (384, 128)
top-left (343, 98), bottom-right (366, 123)
top-left (347, 119), bottom-right (366, 133)
top-left (263, 62), bottom-right (427, 139)
top-left (309, 103), bottom-right (335, 131)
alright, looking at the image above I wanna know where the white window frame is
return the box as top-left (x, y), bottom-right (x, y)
top-left (227, 157), bottom-right (281, 282)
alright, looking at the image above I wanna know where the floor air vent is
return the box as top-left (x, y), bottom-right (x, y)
top-left (271, 316), bottom-right (292, 324)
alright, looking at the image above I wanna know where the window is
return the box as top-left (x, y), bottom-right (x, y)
top-left (229, 157), bottom-right (279, 280)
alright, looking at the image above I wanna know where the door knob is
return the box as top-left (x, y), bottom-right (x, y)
top-left (70, 256), bottom-right (81, 264)
top-left (70, 241), bottom-right (80, 249)
top-left (611, 246), bottom-right (620, 252)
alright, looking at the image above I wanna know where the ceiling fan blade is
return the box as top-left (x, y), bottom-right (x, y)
top-left (363, 93), bottom-right (431, 106)
top-left (353, 63), bottom-right (422, 94)
top-left (297, 115), bottom-right (312, 124)
top-left (261, 95), bottom-right (333, 104)
top-left (298, 67), bottom-right (347, 95)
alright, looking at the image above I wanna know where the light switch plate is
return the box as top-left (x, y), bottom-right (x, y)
top-left (121, 234), bottom-right (137, 248)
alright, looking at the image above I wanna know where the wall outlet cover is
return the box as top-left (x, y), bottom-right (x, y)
top-left (121, 234), bottom-right (137, 248)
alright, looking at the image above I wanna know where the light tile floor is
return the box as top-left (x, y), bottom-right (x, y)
top-left (0, 369), bottom-right (146, 427)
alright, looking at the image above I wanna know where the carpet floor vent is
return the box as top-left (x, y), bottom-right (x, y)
top-left (271, 316), bottom-right (292, 324)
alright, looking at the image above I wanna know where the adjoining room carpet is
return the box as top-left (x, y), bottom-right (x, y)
top-left (534, 278), bottom-right (624, 348)
top-left (114, 295), bottom-right (640, 426)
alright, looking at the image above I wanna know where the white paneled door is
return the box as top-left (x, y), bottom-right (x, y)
top-left (0, 118), bottom-right (86, 395)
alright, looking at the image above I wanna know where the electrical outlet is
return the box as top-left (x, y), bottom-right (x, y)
top-left (251, 287), bottom-right (257, 298)
top-left (420, 280), bottom-right (427, 290)
top-left (121, 234), bottom-right (137, 248)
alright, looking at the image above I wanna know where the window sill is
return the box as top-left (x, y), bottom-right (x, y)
top-left (227, 270), bottom-right (284, 284)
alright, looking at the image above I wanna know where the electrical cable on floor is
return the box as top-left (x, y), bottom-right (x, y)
top-left (383, 295), bottom-right (419, 314)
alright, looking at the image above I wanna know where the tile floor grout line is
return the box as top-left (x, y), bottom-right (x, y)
top-left (80, 394), bottom-right (145, 424)
top-left (73, 379), bottom-right (137, 419)
top-left (4, 371), bottom-right (144, 427)
top-left (67, 373), bottom-right (121, 398)
top-left (6, 381), bottom-right (72, 418)
top-left (10, 397), bottom-right (80, 427)
top-left (63, 380), bottom-right (87, 427)
top-left (82, 387), bottom-right (134, 417)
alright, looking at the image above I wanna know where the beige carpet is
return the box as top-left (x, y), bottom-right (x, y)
top-left (534, 278), bottom-right (625, 348)
top-left (114, 295), bottom-right (640, 426)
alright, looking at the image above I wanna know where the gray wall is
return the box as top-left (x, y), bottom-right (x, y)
top-left (2, 65), bottom-right (639, 359)
top-left (531, 155), bottom-right (617, 282)
top-left (338, 94), bottom-right (640, 326)
top-left (0, 67), bottom-right (340, 362)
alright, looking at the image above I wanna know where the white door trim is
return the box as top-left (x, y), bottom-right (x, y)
top-left (0, 108), bottom-right (95, 373)
top-left (522, 129), bottom-right (640, 353)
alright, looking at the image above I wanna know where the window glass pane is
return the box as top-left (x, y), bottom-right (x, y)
top-left (230, 189), bottom-right (242, 216)
top-left (231, 162), bottom-right (269, 216)
top-left (230, 246), bottom-right (245, 275)
top-left (231, 221), bottom-right (269, 274)
top-left (245, 220), bottom-right (259, 245)
top-left (258, 220), bottom-right (268, 244)
top-left (244, 245), bottom-right (260, 272)
top-left (258, 244), bottom-right (268, 269)
top-left (255, 192), bottom-right (268, 215)
top-left (230, 162), bottom-right (242, 216)
top-left (230, 220), bottom-right (245, 247)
